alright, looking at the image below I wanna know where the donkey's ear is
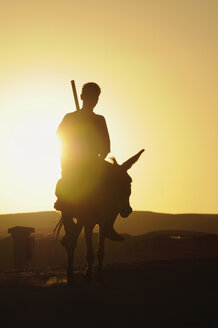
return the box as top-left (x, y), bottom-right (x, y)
top-left (121, 149), bottom-right (145, 171)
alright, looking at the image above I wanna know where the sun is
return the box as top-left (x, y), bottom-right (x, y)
top-left (6, 114), bottom-right (61, 185)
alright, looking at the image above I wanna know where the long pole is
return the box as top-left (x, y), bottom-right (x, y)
top-left (71, 80), bottom-right (80, 111)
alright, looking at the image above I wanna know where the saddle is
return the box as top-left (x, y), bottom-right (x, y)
top-left (54, 159), bottom-right (116, 214)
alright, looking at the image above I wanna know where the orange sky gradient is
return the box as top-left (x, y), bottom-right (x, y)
top-left (0, 0), bottom-right (217, 214)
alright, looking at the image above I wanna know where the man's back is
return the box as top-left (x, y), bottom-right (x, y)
top-left (58, 110), bottom-right (110, 173)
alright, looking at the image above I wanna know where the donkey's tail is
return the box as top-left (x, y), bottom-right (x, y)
top-left (52, 217), bottom-right (63, 239)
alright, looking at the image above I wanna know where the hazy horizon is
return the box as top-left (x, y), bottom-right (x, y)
top-left (1, 209), bottom-right (218, 216)
top-left (1, 210), bottom-right (218, 239)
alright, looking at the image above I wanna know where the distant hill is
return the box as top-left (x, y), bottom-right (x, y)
top-left (0, 211), bottom-right (60, 238)
top-left (0, 210), bottom-right (218, 238)
top-left (115, 211), bottom-right (218, 236)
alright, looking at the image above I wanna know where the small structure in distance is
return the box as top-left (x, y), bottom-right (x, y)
top-left (8, 226), bottom-right (35, 270)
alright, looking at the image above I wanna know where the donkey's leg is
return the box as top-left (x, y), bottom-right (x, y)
top-left (66, 222), bottom-right (83, 286)
top-left (97, 225), bottom-right (105, 285)
top-left (61, 212), bottom-right (76, 247)
top-left (62, 213), bottom-right (74, 285)
top-left (84, 224), bottom-right (95, 283)
top-left (62, 212), bottom-right (83, 285)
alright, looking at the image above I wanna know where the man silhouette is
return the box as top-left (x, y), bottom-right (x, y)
top-left (58, 82), bottom-right (110, 173)
top-left (55, 82), bottom-right (122, 243)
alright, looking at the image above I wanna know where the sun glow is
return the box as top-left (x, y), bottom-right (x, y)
top-left (6, 115), bottom-right (61, 194)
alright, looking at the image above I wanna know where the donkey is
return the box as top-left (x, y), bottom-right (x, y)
top-left (53, 149), bottom-right (144, 285)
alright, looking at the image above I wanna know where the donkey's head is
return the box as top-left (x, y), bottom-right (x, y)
top-left (114, 149), bottom-right (144, 218)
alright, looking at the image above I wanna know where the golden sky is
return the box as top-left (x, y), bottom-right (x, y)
top-left (0, 0), bottom-right (217, 214)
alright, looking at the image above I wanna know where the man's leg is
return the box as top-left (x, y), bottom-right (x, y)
top-left (104, 213), bottom-right (125, 241)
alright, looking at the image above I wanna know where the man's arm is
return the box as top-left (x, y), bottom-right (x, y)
top-left (57, 113), bottom-right (72, 139)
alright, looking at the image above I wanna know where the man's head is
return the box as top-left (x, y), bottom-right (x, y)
top-left (81, 82), bottom-right (101, 111)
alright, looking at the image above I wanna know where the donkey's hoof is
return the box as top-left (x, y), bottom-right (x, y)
top-left (67, 268), bottom-right (74, 286)
top-left (67, 277), bottom-right (74, 286)
top-left (67, 273), bottom-right (74, 286)
top-left (84, 274), bottom-right (92, 284)
top-left (84, 270), bottom-right (92, 284)
top-left (97, 271), bottom-right (106, 286)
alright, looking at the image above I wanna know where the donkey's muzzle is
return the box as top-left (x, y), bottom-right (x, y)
top-left (120, 206), bottom-right (132, 218)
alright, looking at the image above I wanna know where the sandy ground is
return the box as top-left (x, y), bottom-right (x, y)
top-left (0, 257), bottom-right (217, 327)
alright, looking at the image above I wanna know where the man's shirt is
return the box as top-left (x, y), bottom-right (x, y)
top-left (57, 110), bottom-right (110, 172)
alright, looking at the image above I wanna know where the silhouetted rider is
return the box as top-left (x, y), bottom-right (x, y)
top-left (57, 82), bottom-right (110, 177)
top-left (54, 82), bottom-right (123, 242)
